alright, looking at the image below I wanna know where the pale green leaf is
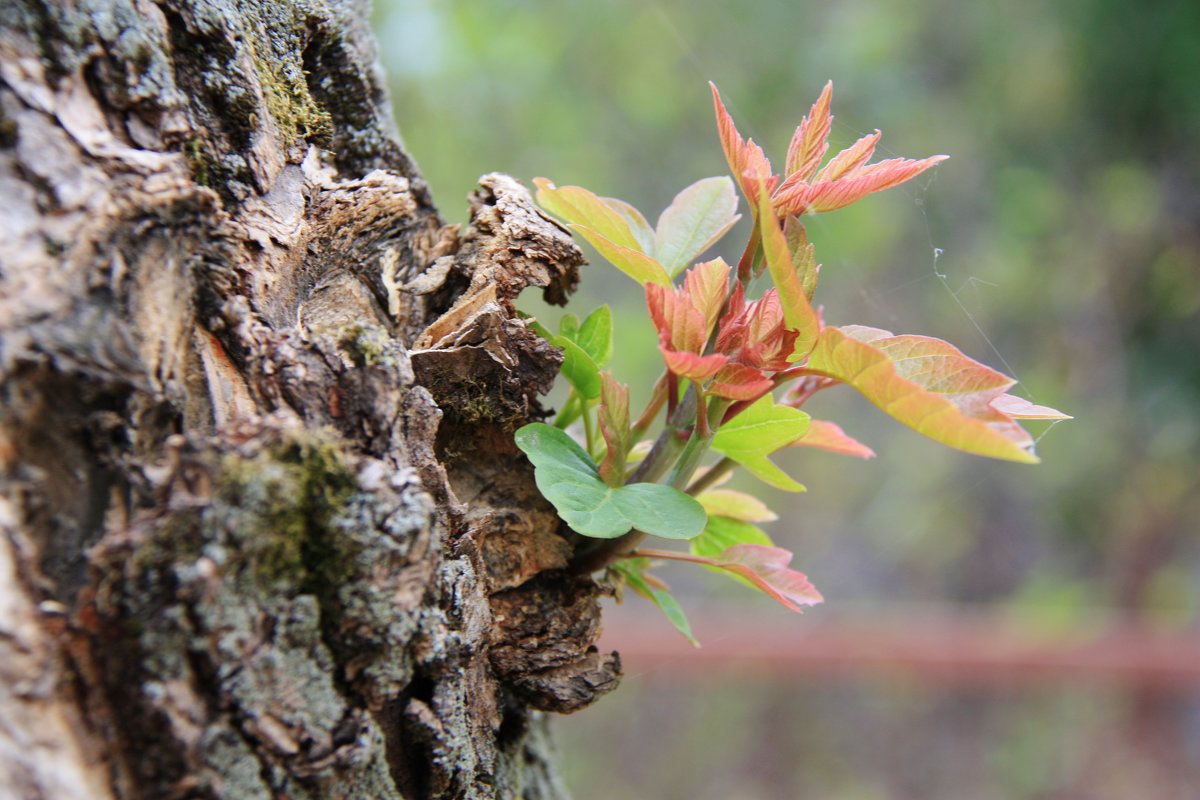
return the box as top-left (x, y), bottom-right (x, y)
top-left (712, 394), bottom-right (811, 455)
top-left (534, 178), bottom-right (642, 251)
top-left (711, 395), bottom-right (810, 492)
top-left (696, 489), bottom-right (778, 522)
top-left (690, 516), bottom-right (773, 558)
top-left (604, 197), bottom-right (656, 254)
top-left (571, 224), bottom-right (672, 286)
top-left (654, 177), bottom-right (741, 277)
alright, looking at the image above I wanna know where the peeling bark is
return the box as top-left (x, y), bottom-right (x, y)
top-left (0, 2), bottom-right (616, 798)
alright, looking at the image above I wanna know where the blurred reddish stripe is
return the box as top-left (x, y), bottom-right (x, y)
top-left (599, 609), bottom-right (1200, 688)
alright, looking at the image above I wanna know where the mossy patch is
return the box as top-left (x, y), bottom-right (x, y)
top-left (247, 37), bottom-right (331, 151)
top-left (213, 430), bottom-right (357, 590)
top-left (337, 323), bottom-right (394, 368)
top-left (182, 137), bottom-right (213, 186)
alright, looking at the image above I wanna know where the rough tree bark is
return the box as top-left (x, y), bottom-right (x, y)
top-left (0, 2), bottom-right (621, 798)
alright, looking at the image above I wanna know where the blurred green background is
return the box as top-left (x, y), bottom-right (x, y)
top-left (373, 1), bottom-right (1200, 797)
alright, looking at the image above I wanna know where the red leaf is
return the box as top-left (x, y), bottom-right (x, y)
top-left (646, 283), bottom-right (708, 356)
top-left (683, 258), bottom-right (733, 334)
top-left (709, 363), bottom-right (773, 401)
top-left (646, 260), bottom-right (733, 382)
top-left (717, 287), bottom-right (798, 373)
top-left (663, 350), bottom-right (728, 383)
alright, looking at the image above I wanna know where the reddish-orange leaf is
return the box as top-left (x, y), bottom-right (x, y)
top-left (597, 373), bottom-right (631, 486)
top-left (788, 419), bottom-right (876, 459)
top-left (716, 287), bottom-right (798, 373)
top-left (683, 258), bottom-right (733, 335)
top-left (777, 155), bottom-right (949, 216)
top-left (646, 282), bottom-right (708, 356)
top-left (785, 80), bottom-right (833, 181)
top-left (814, 130), bottom-right (881, 183)
top-left (863, 331), bottom-right (1015, 418)
top-left (710, 82), bottom-right (775, 202)
top-left (647, 259), bottom-right (737, 383)
top-left (663, 350), bottom-right (728, 383)
top-left (709, 363), bottom-right (773, 401)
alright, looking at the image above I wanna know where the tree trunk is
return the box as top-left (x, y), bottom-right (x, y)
top-left (0, 2), bottom-right (619, 798)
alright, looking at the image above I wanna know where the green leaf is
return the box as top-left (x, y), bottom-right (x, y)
top-left (555, 335), bottom-right (602, 400)
top-left (654, 177), bottom-right (740, 277)
top-left (558, 313), bottom-right (580, 341)
top-left (526, 314), bottom-right (601, 404)
top-left (713, 395), bottom-right (811, 452)
top-left (612, 560), bottom-right (699, 647)
top-left (711, 395), bottom-right (810, 492)
top-left (576, 305), bottom-right (613, 368)
top-left (515, 424), bottom-right (707, 540)
top-left (690, 515), bottom-right (773, 558)
top-left (733, 455), bottom-right (807, 492)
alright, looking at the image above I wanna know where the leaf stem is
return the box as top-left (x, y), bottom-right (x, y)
top-left (737, 222), bottom-right (761, 284)
top-left (631, 372), bottom-right (668, 438)
top-left (553, 389), bottom-right (579, 428)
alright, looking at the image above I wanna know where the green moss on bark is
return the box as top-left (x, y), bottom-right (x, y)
top-left (214, 431), bottom-right (357, 589)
